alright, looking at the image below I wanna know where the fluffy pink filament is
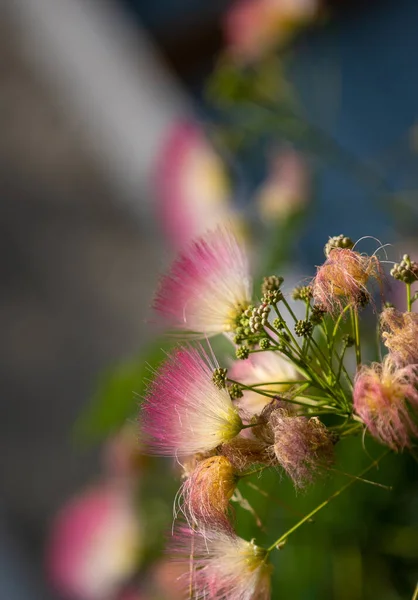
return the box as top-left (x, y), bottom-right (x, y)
top-left (354, 357), bottom-right (418, 451)
top-left (171, 526), bottom-right (272, 600)
top-left (142, 346), bottom-right (243, 456)
top-left (312, 248), bottom-right (382, 314)
top-left (153, 226), bottom-right (252, 336)
top-left (270, 409), bottom-right (334, 488)
top-left (180, 455), bottom-right (237, 531)
top-left (380, 307), bottom-right (418, 365)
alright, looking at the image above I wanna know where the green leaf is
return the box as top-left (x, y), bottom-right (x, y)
top-left (74, 338), bottom-right (173, 443)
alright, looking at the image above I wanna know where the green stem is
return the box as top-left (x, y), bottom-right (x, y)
top-left (267, 315), bottom-right (303, 360)
top-left (266, 451), bottom-right (388, 553)
top-left (407, 283), bottom-right (412, 312)
top-left (335, 343), bottom-right (348, 385)
top-left (351, 308), bottom-right (362, 366)
top-left (247, 380), bottom-right (312, 387)
top-left (412, 583), bottom-right (418, 600)
top-left (281, 297), bottom-right (298, 323)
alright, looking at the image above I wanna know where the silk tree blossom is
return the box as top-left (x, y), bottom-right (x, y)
top-left (142, 346), bottom-right (243, 456)
top-left (270, 408), bottom-right (334, 488)
top-left (180, 455), bottom-right (238, 531)
top-left (153, 226), bottom-right (252, 337)
top-left (156, 121), bottom-right (238, 250)
top-left (312, 248), bottom-right (383, 314)
top-left (230, 351), bottom-right (302, 416)
top-left (47, 482), bottom-right (140, 600)
top-left (224, 0), bottom-right (319, 62)
top-left (103, 424), bottom-right (144, 479)
top-left (256, 150), bottom-right (309, 223)
top-left (380, 307), bottom-right (418, 365)
top-left (353, 357), bottom-right (418, 451)
top-left (171, 526), bottom-right (272, 600)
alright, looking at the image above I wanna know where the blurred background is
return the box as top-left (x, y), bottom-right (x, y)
top-left (1, 0), bottom-right (418, 598)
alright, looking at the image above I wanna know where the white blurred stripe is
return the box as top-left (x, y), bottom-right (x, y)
top-left (9, 0), bottom-right (188, 212)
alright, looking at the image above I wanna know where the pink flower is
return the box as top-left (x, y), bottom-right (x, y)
top-left (153, 226), bottom-right (252, 336)
top-left (103, 424), bottom-right (144, 480)
top-left (230, 351), bottom-right (302, 416)
top-left (380, 307), bottom-right (418, 365)
top-left (354, 357), bottom-right (418, 451)
top-left (156, 121), bottom-right (235, 250)
top-left (47, 483), bottom-right (140, 600)
top-left (256, 150), bottom-right (309, 223)
top-left (152, 558), bottom-right (193, 600)
top-left (312, 248), bottom-right (383, 314)
top-left (224, 0), bottom-right (319, 61)
top-left (142, 346), bottom-right (243, 456)
top-left (270, 409), bottom-right (334, 488)
top-left (180, 455), bottom-right (237, 531)
top-left (171, 526), bottom-right (272, 600)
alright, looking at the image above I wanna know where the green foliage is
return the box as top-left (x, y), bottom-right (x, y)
top-left (74, 338), bottom-right (173, 443)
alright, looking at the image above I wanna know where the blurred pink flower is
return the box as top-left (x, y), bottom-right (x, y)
top-left (152, 559), bottom-right (189, 600)
top-left (224, 0), bottom-right (320, 61)
top-left (117, 591), bottom-right (148, 600)
top-left (103, 424), bottom-right (144, 480)
top-left (47, 482), bottom-right (141, 600)
top-left (256, 150), bottom-right (309, 223)
top-left (156, 121), bottom-right (238, 250)
top-left (230, 351), bottom-right (302, 416)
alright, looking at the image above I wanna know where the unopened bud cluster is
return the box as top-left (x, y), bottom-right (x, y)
top-left (292, 285), bottom-right (313, 302)
top-left (236, 346), bottom-right (250, 360)
top-left (310, 304), bottom-right (326, 325)
top-left (324, 234), bottom-right (354, 257)
top-left (228, 383), bottom-right (243, 399)
top-left (390, 255), bottom-right (418, 284)
top-left (261, 275), bottom-right (283, 294)
top-left (249, 304), bottom-right (271, 333)
top-left (273, 317), bottom-right (285, 330)
top-left (342, 334), bottom-right (355, 347)
top-left (212, 367), bottom-right (228, 389)
top-left (294, 319), bottom-right (313, 337)
top-left (262, 289), bottom-right (283, 305)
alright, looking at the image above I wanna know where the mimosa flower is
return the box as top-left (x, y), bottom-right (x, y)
top-left (142, 346), bottom-right (243, 456)
top-left (380, 307), bottom-right (418, 365)
top-left (224, 0), bottom-right (319, 62)
top-left (180, 455), bottom-right (238, 530)
top-left (353, 357), bottom-right (418, 451)
top-left (312, 248), bottom-right (383, 314)
top-left (103, 424), bottom-right (144, 479)
top-left (229, 351), bottom-right (302, 416)
top-left (270, 409), bottom-right (334, 487)
top-left (256, 150), bottom-right (309, 223)
top-left (156, 121), bottom-right (236, 249)
top-left (47, 483), bottom-right (140, 600)
top-left (171, 526), bottom-right (272, 600)
top-left (153, 226), bottom-right (252, 336)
